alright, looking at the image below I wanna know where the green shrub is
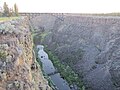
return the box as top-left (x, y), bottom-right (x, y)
top-left (33, 46), bottom-right (56, 90)
top-left (45, 47), bottom-right (85, 90)
top-left (0, 51), bottom-right (6, 60)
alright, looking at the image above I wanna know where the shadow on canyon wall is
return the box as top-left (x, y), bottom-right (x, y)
top-left (31, 14), bottom-right (120, 90)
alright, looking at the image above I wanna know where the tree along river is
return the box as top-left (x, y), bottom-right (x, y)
top-left (37, 45), bottom-right (72, 90)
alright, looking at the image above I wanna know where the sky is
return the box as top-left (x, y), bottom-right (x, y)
top-left (0, 0), bottom-right (120, 13)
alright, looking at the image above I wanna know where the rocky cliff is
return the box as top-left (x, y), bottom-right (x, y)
top-left (31, 14), bottom-right (120, 90)
top-left (0, 17), bottom-right (51, 90)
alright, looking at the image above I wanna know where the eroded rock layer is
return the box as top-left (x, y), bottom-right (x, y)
top-left (0, 17), bottom-right (51, 90)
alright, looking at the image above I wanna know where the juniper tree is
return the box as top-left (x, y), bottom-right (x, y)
top-left (0, 7), bottom-right (2, 17)
top-left (14, 3), bottom-right (19, 16)
top-left (3, 2), bottom-right (9, 17)
top-left (9, 8), bottom-right (14, 17)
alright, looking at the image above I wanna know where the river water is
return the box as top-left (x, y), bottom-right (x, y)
top-left (37, 45), bottom-right (71, 90)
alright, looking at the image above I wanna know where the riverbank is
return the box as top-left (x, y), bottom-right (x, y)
top-left (44, 46), bottom-right (85, 90)
top-left (37, 45), bottom-right (72, 90)
top-left (33, 46), bottom-right (57, 90)
top-left (30, 16), bottom-right (85, 89)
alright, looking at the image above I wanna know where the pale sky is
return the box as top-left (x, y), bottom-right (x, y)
top-left (0, 0), bottom-right (120, 13)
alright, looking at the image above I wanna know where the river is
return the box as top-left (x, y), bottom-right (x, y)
top-left (37, 45), bottom-right (71, 90)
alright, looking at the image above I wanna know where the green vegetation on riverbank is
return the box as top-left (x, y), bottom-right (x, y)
top-left (33, 46), bottom-right (57, 90)
top-left (45, 47), bottom-right (85, 90)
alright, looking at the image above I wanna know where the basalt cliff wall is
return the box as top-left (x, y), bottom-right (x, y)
top-left (31, 14), bottom-right (120, 90)
top-left (0, 17), bottom-right (51, 90)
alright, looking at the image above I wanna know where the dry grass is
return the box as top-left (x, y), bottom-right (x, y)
top-left (0, 17), bottom-right (19, 22)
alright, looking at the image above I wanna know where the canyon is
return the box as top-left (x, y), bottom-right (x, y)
top-left (1, 13), bottom-right (120, 90)
top-left (31, 14), bottom-right (120, 90)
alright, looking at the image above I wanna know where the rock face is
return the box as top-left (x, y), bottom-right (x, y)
top-left (0, 17), bottom-right (51, 90)
top-left (31, 14), bottom-right (120, 90)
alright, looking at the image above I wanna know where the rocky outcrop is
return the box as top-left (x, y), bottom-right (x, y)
top-left (31, 14), bottom-right (120, 90)
top-left (0, 17), bottom-right (51, 90)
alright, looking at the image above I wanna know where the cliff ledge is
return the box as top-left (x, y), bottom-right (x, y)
top-left (0, 17), bottom-right (51, 90)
